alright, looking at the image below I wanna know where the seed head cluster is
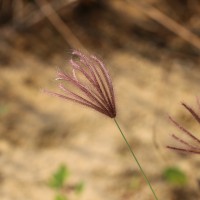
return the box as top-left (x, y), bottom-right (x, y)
top-left (44, 50), bottom-right (116, 118)
top-left (167, 101), bottom-right (200, 154)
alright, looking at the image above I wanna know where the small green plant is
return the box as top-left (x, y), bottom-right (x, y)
top-left (48, 164), bottom-right (84, 200)
top-left (163, 166), bottom-right (187, 186)
top-left (49, 165), bottom-right (69, 189)
top-left (129, 176), bottom-right (142, 190)
top-left (55, 194), bottom-right (67, 200)
top-left (0, 104), bottom-right (8, 116)
top-left (74, 181), bottom-right (85, 194)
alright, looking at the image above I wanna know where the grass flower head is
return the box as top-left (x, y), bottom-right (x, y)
top-left (45, 49), bottom-right (159, 200)
top-left (167, 100), bottom-right (200, 154)
top-left (44, 50), bottom-right (116, 118)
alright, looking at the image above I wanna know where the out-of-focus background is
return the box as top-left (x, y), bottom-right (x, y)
top-left (0, 0), bottom-right (200, 200)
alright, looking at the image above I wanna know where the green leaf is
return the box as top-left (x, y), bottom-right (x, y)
top-left (0, 104), bottom-right (8, 116)
top-left (49, 165), bottom-right (69, 189)
top-left (129, 177), bottom-right (142, 190)
top-left (75, 181), bottom-right (85, 194)
top-left (163, 167), bottom-right (187, 186)
top-left (54, 194), bottom-right (67, 200)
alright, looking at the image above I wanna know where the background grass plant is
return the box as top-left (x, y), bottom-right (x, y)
top-left (45, 50), bottom-right (159, 200)
top-left (49, 164), bottom-right (84, 200)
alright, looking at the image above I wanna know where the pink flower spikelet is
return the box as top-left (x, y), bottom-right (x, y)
top-left (167, 101), bottom-right (200, 154)
top-left (44, 50), bottom-right (116, 118)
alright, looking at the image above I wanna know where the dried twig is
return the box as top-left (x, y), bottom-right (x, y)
top-left (24, 0), bottom-right (78, 27)
top-left (107, 0), bottom-right (200, 51)
top-left (35, 0), bottom-right (85, 50)
top-left (0, 0), bottom-right (13, 23)
top-left (129, 0), bottom-right (200, 51)
top-left (13, 0), bottom-right (24, 24)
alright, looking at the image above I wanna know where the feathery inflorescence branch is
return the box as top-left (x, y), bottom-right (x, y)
top-left (44, 50), bottom-right (116, 118)
top-left (45, 49), bottom-right (159, 200)
top-left (167, 101), bottom-right (200, 154)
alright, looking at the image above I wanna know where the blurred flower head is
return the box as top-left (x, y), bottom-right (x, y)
top-left (167, 100), bottom-right (200, 154)
top-left (44, 50), bottom-right (116, 118)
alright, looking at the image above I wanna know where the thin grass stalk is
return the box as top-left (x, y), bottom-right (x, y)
top-left (114, 118), bottom-right (159, 200)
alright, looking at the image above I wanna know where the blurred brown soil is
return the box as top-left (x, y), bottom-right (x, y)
top-left (0, 1), bottom-right (200, 200)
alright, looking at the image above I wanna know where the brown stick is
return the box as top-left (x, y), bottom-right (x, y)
top-left (13, 0), bottom-right (24, 23)
top-left (35, 0), bottom-right (85, 50)
top-left (129, 0), bottom-right (200, 51)
top-left (25, 0), bottom-right (78, 27)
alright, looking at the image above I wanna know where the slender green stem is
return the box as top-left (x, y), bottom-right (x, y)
top-left (114, 118), bottom-right (159, 200)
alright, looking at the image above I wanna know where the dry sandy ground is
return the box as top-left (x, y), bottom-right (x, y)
top-left (0, 46), bottom-right (200, 200)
